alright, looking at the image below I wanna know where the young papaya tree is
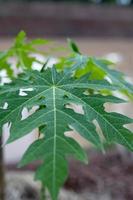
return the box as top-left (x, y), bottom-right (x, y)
top-left (0, 33), bottom-right (133, 200)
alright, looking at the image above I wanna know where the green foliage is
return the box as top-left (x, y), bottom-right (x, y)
top-left (0, 34), bottom-right (133, 200)
top-left (57, 40), bottom-right (133, 99)
top-left (0, 31), bottom-right (49, 80)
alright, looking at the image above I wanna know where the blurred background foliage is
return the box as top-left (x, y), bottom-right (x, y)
top-left (0, 0), bottom-right (133, 6)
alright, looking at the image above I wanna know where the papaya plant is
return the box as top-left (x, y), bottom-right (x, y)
top-left (0, 33), bottom-right (133, 200)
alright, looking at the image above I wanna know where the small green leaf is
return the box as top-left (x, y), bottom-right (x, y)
top-left (15, 31), bottom-right (26, 47)
top-left (68, 39), bottom-right (81, 54)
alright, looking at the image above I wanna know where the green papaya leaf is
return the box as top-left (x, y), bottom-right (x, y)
top-left (65, 53), bottom-right (133, 98)
top-left (0, 31), bottom-right (50, 79)
top-left (0, 67), bottom-right (133, 200)
top-left (93, 58), bottom-right (133, 97)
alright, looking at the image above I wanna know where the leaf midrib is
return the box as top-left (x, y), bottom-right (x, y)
top-left (52, 86), bottom-right (57, 197)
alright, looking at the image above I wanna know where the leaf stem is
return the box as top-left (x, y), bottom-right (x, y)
top-left (0, 136), bottom-right (5, 200)
top-left (40, 184), bottom-right (46, 200)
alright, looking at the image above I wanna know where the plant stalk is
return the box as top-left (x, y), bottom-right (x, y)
top-left (0, 136), bottom-right (5, 200)
top-left (40, 184), bottom-right (46, 200)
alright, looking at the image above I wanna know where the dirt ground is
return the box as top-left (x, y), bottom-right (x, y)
top-left (65, 148), bottom-right (133, 200)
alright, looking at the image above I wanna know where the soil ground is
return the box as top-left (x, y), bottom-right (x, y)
top-left (65, 148), bottom-right (133, 200)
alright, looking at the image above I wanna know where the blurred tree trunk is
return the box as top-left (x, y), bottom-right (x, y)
top-left (0, 136), bottom-right (5, 200)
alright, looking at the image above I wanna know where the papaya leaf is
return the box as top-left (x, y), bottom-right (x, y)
top-left (93, 58), bottom-right (133, 96)
top-left (0, 31), bottom-right (50, 79)
top-left (66, 54), bottom-right (106, 80)
top-left (67, 91), bottom-right (133, 150)
top-left (0, 67), bottom-right (133, 200)
top-left (65, 53), bottom-right (133, 98)
top-left (65, 40), bottom-right (133, 98)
